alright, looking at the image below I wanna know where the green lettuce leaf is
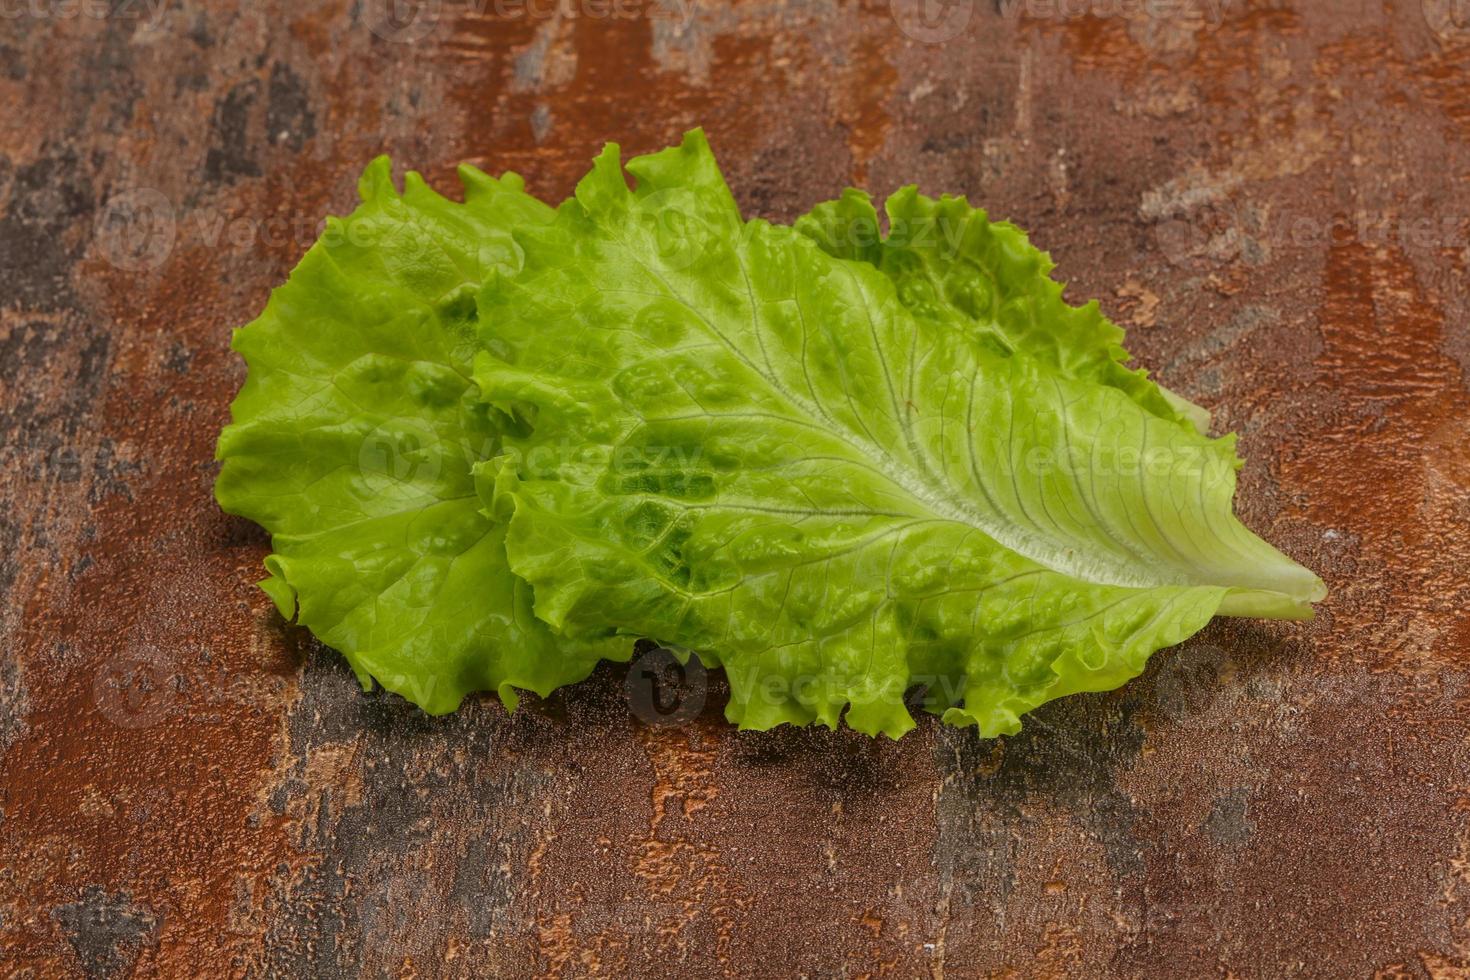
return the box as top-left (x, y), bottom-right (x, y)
top-left (795, 188), bottom-right (1213, 435)
top-left (214, 157), bottom-right (625, 713)
top-left (475, 131), bottom-right (1325, 738)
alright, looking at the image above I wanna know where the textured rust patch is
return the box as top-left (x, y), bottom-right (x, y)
top-left (832, 33), bottom-right (899, 184)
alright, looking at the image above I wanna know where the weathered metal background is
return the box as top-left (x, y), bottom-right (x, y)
top-left (2, 0), bottom-right (1468, 975)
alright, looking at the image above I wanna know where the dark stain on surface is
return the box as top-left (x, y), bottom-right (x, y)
top-left (935, 687), bottom-right (1150, 903)
top-left (267, 62), bottom-right (316, 151)
top-left (49, 886), bottom-right (160, 980)
top-left (205, 80), bottom-right (264, 183)
top-left (0, 318), bottom-right (70, 382)
top-left (256, 651), bottom-right (545, 976)
top-left (1203, 788), bottom-right (1255, 846)
top-left (0, 567), bottom-right (25, 750)
top-left (0, 149), bottom-right (90, 312)
top-left (0, 42), bottom-right (24, 81)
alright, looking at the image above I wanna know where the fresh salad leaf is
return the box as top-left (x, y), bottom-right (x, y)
top-left (216, 129), bottom-right (1323, 736)
top-left (475, 131), bottom-right (1324, 737)
top-left (215, 158), bottom-right (624, 713)
top-left (795, 188), bottom-right (1214, 435)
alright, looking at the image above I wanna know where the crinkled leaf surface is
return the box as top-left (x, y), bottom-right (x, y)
top-left (795, 187), bottom-right (1213, 434)
top-left (215, 158), bottom-right (624, 713)
top-left (476, 131), bottom-right (1325, 737)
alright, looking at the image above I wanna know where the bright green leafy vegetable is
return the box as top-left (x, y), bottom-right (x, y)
top-left (215, 158), bottom-right (624, 713)
top-left (475, 132), bottom-right (1324, 736)
top-left (217, 129), bottom-right (1324, 736)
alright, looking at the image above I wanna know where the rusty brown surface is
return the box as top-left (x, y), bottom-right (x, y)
top-left (2, 0), bottom-right (1468, 976)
